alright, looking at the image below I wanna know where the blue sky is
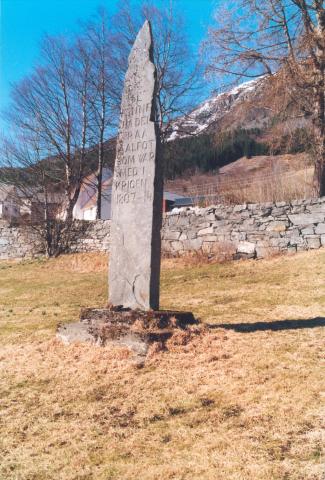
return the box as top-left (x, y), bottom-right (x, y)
top-left (0, 0), bottom-right (217, 134)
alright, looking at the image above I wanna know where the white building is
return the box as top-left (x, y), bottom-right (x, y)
top-left (73, 169), bottom-right (187, 220)
top-left (73, 168), bottom-right (113, 221)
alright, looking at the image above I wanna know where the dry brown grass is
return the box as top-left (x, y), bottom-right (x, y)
top-left (166, 154), bottom-right (314, 204)
top-left (45, 252), bottom-right (108, 273)
top-left (218, 167), bottom-right (314, 204)
top-left (0, 250), bottom-right (324, 479)
top-left (163, 242), bottom-right (237, 266)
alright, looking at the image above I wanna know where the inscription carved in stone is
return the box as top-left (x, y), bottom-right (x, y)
top-left (109, 20), bottom-right (163, 310)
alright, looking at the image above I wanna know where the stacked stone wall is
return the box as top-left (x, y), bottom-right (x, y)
top-left (68, 220), bottom-right (110, 253)
top-left (161, 197), bottom-right (325, 258)
top-left (0, 197), bottom-right (324, 260)
top-left (0, 220), bottom-right (110, 260)
top-left (0, 221), bottom-right (43, 260)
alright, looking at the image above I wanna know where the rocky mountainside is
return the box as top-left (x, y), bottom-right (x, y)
top-left (97, 78), bottom-right (273, 175)
top-left (169, 76), bottom-right (271, 140)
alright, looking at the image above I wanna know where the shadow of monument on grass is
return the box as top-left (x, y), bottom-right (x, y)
top-left (208, 317), bottom-right (325, 333)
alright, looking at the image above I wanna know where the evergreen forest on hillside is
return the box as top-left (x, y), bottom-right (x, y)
top-left (163, 129), bottom-right (268, 178)
top-left (0, 126), bottom-right (313, 187)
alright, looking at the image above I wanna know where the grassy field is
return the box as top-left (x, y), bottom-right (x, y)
top-left (0, 250), bottom-right (324, 480)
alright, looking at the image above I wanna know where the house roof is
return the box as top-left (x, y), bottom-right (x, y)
top-left (164, 191), bottom-right (187, 201)
top-left (172, 196), bottom-right (208, 207)
top-left (76, 168), bottom-right (113, 211)
top-left (0, 183), bottom-right (64, 204)
top-left (172, 197), bottom-right (195, 207)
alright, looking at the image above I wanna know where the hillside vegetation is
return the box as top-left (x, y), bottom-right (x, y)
top-left (166, 152), bottom-right (314, 204)
top-left (0, 251), bottom-right (324, 479)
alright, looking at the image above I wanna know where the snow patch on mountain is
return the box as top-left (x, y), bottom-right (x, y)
top-left (169, 77), bottom-right (266, 141)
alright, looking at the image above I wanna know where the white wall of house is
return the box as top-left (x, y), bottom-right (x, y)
top-left (73, 193), bottom-right (112, 220)
top-left (72, 203), bottom-right (84, 220)
top-left (75, 196), bottom-right (112, 221)
top-left (83, 206), bottom-right (97, 220)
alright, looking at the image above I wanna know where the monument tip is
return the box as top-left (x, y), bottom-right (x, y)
top-left (142, 19), bottom-right (151, 30)
top-left (139, 19), bottom-right (152, 40)
top-left (137, 19), bottom-right (152, 40)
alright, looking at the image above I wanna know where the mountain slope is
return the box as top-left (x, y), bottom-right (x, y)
top-left (169, 77), bottom-right (271, 140)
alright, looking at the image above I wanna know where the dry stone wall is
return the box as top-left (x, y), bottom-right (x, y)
top-left (68, 220), bottom-right (110, 254)
top-left (0, 220), bottom-right (110, 260)
top-left (162, 197), bottom-right (325, 259)
top-left (0, 198), bottom-right (324, 260)
top-left (0, 221), bottom-right (43, 259)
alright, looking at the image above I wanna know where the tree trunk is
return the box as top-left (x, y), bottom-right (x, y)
top-left (96, 148), bottom-right (103, 219)
top-left (312, 138), bottom-right (325, 197)
top-left (65, 201), bottom-right (74, 224)
top-left (312, 75), bottom-right (325, 197)
top-left (96, 130), bottom-right (104, 219)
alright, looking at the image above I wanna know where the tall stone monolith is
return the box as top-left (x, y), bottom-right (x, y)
top-left (109, 20), bottom-right (163, 311)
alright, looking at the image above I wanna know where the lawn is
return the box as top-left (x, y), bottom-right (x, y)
top-left (0, 250), bottom-right (324, 480)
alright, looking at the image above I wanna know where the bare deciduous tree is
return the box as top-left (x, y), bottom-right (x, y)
top-left (1, 129), bottom-right (65, 257)
top-left (205, 0), bottom-right (325, 196)
top-left (111, 0), bottom-right (202, 142)
top-left (79, 9), bottom-right (122, 218)
top-left (6, 34), bottom-right (95, 223)
top-left (0, 33), bottom-right (95, 255)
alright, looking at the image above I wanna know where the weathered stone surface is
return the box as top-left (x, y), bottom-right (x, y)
top-left (198, 226), bottom-right (214, 236)
top-left (182, 238), bottom-right (203, 250)
top-left (288, 213), bottom-right (324, 225)
top-left (270, 238), bottom-right (289, 248)
top-left (301, 226), bottom-right (315, 235)
top-left (307, 203), bottom-right (325, 212)
top-left (213, 223), bottom-right (232, 232)
top-left (233, 204), bottom-right (247, 212)
top-left (256, 245), bottom-right (272, 258)
top-left (56, 322), bottom-right (97, 345)
top-left (177, 216), bottom-right (190, 226)
top-left (289, 236), bottom-right (305, 246)
top-left (109, 21), bottom-right (163, 310)
top-left (315, 223), bottom-right (325, 234)
top-left (237, 241), bottom-right (256, 255)
top-left (231, 232), bottom-right (246, 241)
top-left (57, 307), bottom-right (198, 356)
top-left (266, 221), bottom-right (288, 232)
top-left (203, 235), bottom-right (218, 242)
top-left (272, 207), bottom-right (286, 216)
top-left (306, 236), bottom-right (321, 249)
top-left (163, 230), bottom-right (181, 241)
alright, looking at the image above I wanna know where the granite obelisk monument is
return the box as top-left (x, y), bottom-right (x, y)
top-left (109, 20), bottom-right (163, 311)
